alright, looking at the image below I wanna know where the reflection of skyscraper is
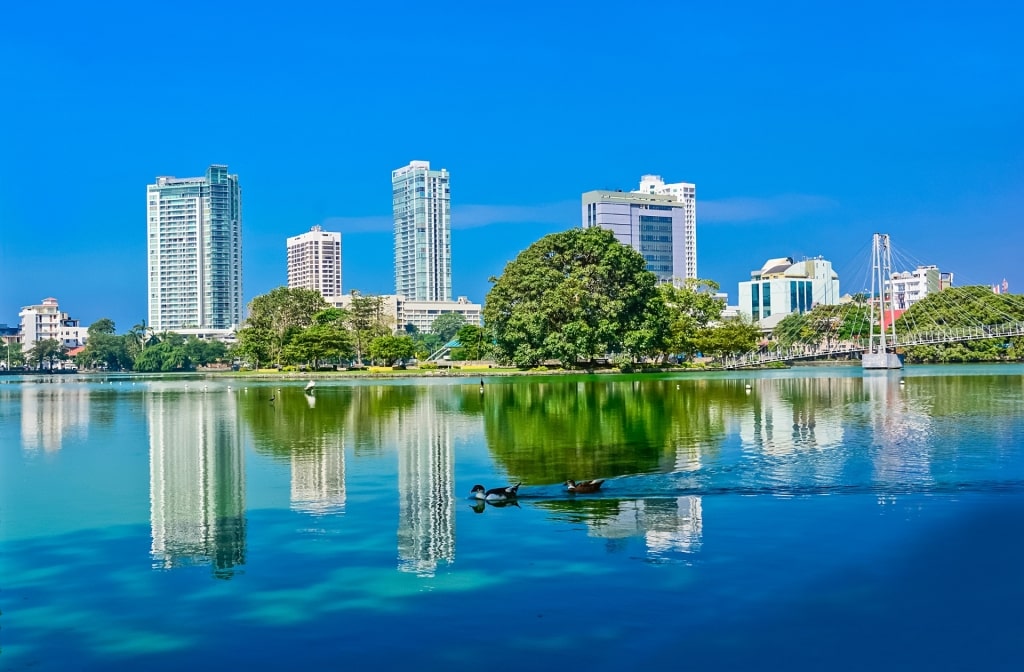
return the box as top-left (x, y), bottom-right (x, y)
top-left (587, 497), bottom-right (704, 557)
top-left (738, 378), bottom-right (846, 456)
top-left (291, 431), bottom-right (346, 515)
top-left (20, 385), bottom-right (90, 451)
top-left (148, 390), bottom-right (246, 578)
top-left (395, 392), bottom-right (456, 576)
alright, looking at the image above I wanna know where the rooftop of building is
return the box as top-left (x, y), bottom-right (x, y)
top-left (582, 190), bottom-right (681, 205)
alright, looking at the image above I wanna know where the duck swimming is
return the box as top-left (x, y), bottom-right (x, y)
top-left (470, 483), bottom-right (521, 502)
top-left (565, 479), bottom-right (605, 494)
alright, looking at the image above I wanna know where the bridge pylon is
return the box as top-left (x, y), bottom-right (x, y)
top-left (863, 232), bottom-right (904, 369)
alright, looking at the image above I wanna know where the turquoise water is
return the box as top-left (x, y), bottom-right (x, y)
top-left (2, 366), bottom-right (1023, 670)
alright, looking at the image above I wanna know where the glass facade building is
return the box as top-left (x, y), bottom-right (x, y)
top-left (392, 161), bottom-right (451, 302)
top-left (738, 257), bottom-right (840, 329)
top-left (582, 190), bottom-right (695, 284)
top-left (147, 165), bottom-right (242, 332)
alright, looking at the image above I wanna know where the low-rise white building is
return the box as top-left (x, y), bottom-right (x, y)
top-left (737, 257), bottom-right (840, 330)
top-left (18, 298), bottom-right (88, 349)
top-left (329, 294), bottom-right (482, 335)
top-left (885, 265), bottom-right (953, 310)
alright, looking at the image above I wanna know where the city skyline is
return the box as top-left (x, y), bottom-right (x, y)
top-left (2, 1), bottom-right (1021, 332)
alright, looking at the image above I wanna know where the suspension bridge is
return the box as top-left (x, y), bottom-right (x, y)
top-left (722, 233), bottom-right (1024, 370)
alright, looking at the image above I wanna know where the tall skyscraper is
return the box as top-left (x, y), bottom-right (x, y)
top-left (582, 183), bottom-right (697, 284)
top-left (287, 225), bottom-right (342, 298)
top-left (392, 160), bottom-right (451, 301)
top-left (147, 165), bottom-right (242, 332)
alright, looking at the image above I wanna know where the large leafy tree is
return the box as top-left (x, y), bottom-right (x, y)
top-left (451, 324), bottom-right (489, 361)
top-left (77, 318), bottom-right (131, 370)
top-left (283, 324), bottom-right (354, 368)
top-left (896, 286), bottom-right (1024, 362)
top-left (695, 317), bottom-right (761, 359)
top-left (27, 339), bottom-right (67, 370)
top-left (367, 334), bottom-right (416, 366)
top-left (484, 227), bottom-right (665, 367)
top-left (659, 279), bottom-right (725, 360)
top-left (134, 332), bottom-right (192, 372)
top-left (242, 287), bottom-right (329, 367)
top-left (430, 313), bottom-right (466, 342)
top-left (347, 292), bottom-right (392, 365)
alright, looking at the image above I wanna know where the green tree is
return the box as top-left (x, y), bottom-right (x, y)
top-left (367, 334), bottom-right (416, 366)
top-left (659, 279), bottom-right (724, 361)
top-left (76, 318), bottom-right (131, 370)
top-left (125, 320), bottom-right (150, 361)
top-left (896, 286), bottom-right (1024, 363)
top-left (451, 324), bottom-right (489, 360)
top-left (283, 324), bottom-right (354, 368)
top-left (430, 313), bottom-right (466, 343)
top-left (235, 326), bottom-right (274, 369)
top-left (347, 292), bottom-right (392, 365)
top-left (696, 317), bottom-right (761, 360)
top-left (134, 332), bottom-right (192, 372)
top-left (184, 336), bottom-right (228, 367)
top-left (244, 287), bottom-right (329, 366)
top-left (87, 318), bottom-right (116, 336)
top-left (484, 227), bottom-right (665, 367)
top-left (27, 339), bottom-right (67, 370)
top-left (1, 341), bottom-right (25, 369)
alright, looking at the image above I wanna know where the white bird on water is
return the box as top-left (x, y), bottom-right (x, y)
top-left (305, 380), bottom-right (316, 393)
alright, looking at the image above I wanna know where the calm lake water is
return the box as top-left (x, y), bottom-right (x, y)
top-left (2, 366), bottom-right (1023, 670)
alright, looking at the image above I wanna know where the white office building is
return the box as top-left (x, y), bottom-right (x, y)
top-left (392, 161), bottom-right (451, 301)
top-left (147, 165), bottom-right (242, 332)
top-left (287, 225), bottom-right (342, 298)
top-left (737, 257), bottom-right (840, 330)
top-left (885, 265), bottom-right (953, 310)
top-left (582, 174), bottom-right (697, 283)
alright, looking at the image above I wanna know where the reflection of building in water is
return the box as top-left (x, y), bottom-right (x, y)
top-left (395, 392), bottom-right (458, 576)
top-left (290, 431), bottom-right (346, 515)
top-left (863, 374), bottom-right (933, 486)
top-left (148, 390), bottom-right (246, 578)
top-left (587, 496), bottom-right (703, 557)
top-left (20, 385), bottom-right (90, 452)
top-left (738, 378), bottom-right (846, 456)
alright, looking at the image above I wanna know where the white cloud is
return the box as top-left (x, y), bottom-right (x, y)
top-left (450, 202), bottom-right (578, 229)
top-left (320, 194), bottom-right (837, 233)
top-left (320, 215), bottom-right (393, 233)
top-left (700, 194), bottom-right (839, 223)
top-left (321, 201), bottom-right (578, 233)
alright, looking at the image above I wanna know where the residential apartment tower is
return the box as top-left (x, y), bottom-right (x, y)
top-left (392, 161), bottom-right (451, 301)
top-left (146, 165), bottom-right (242, 332)
top-left (287, 225), bottom-right (342, 298)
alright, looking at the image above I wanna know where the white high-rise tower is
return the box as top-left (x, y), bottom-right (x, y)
top-left (287, 225), bottom-right (342, 298)
top-left (392, 161), bottom-right (451, 301)
top-left (146, 165), bottom-right (242, 332)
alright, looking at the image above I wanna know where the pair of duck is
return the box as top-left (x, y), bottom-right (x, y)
top-left (469, 478), bottom-right (606, 502)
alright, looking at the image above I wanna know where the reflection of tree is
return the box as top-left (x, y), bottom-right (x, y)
top-left (237, 385), bottom-right (419, 458)
top-left (483, 377), bottom-right (739, 484)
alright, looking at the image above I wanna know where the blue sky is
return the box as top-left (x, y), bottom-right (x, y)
top-left (1, 0), bottom-right (1021, 332)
